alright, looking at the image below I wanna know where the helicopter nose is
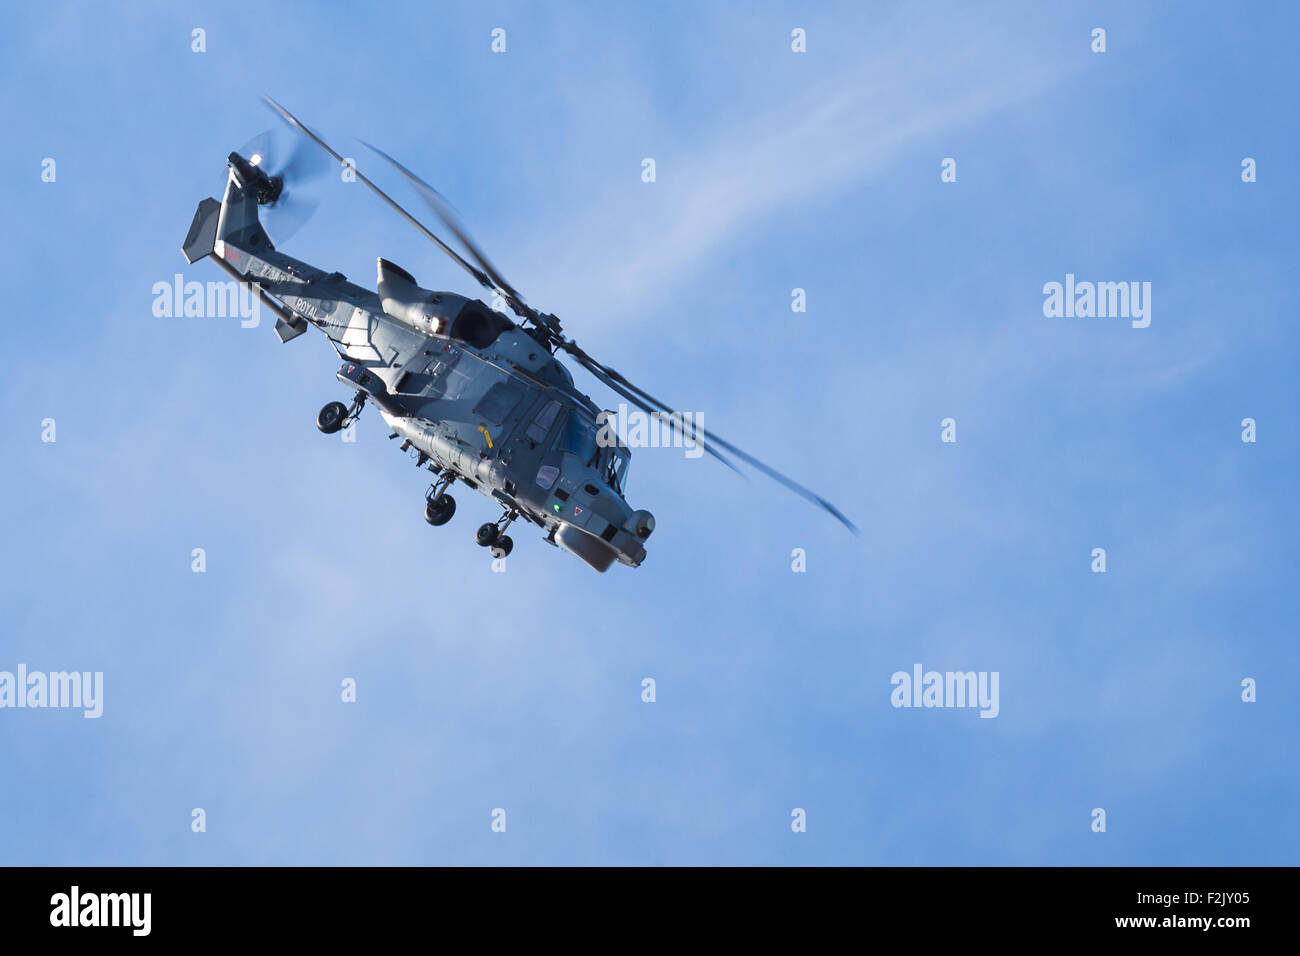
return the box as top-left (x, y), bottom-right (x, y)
top-left (629, 509), bottom-right (655, 539)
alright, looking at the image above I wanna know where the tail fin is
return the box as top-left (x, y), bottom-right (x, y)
top-left (214, 152), bottom-right (276, 254)
top-left (181, 184), bottom-right (308, 345)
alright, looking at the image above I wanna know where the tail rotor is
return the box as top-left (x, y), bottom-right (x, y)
top-left (232, 127), bottom-right (330, 243)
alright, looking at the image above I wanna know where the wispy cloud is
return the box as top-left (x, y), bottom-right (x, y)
top-left (521, 17), bottom-right (1073, 320)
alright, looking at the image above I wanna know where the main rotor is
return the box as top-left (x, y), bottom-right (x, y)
top-left (262, 97), bottom-right (857, 534)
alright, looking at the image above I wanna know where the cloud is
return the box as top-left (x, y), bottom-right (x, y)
top-left (520, 14), bottom-right (1073, 323)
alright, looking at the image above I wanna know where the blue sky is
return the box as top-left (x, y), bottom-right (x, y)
top-left (0, 0), bottom-right (1295, 864)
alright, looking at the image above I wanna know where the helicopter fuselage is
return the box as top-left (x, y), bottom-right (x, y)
top-left (183, 160), bottom-right (655, 571)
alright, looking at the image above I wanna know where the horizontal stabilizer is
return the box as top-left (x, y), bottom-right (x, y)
top-left (182, 198), bottom-right (221, 263)
top-left (274, 314), bottom-right (309, 343)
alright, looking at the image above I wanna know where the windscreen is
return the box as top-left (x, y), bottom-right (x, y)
top-left (559, 412), bottom-right (599, 466)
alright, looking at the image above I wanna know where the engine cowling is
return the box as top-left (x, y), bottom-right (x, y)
top-left (377, 258), bottom-right (452, 335)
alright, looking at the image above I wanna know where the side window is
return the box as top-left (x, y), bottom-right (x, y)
top-left (526, 399), bottom-right (562, 444)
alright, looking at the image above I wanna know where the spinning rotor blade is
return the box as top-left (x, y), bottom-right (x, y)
top-left (235, 127), bottom-right (328, 243)
top-left (281, 135), bottom-right (332, 183)
top-left (562, 342), bottom-right (858, 534)
top-left (236, 128), bottom-right (330, 186)
top-left (235, 130), bottom-right (274, 171)
top-left (562, 346), bottom-right (740, 474)
top-left (263, 96), bottom-right (495, 294)
top-left (265, 191), bottom-right (319, 243)
top-left (262, 96), bottom-right (856, 534)
top-left (360, 141), bottom-right (533, 320)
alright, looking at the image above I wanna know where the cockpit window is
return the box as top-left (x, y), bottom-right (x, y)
top-left (604, 447), bottom-right (630, 494)
top-left (526, 399), bottom-right (562, 443)
top-left (558, 412), bottom-right (599, 466)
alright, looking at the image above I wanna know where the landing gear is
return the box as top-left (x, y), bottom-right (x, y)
top-left (478, 510), bottom-right (519, 558)
top-left (316, 401), bottom-right (348, 434)
top-left (317, 391), bottom-right (367, 435)
top-left (424, 494), bottom-right (456, 526)
top-left (424, 472), bottom-right (456, 526)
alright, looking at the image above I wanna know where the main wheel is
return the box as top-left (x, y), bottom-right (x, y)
top-left (489, 535), bottom-right (514, 559)
top-left (317, 401), bottom-right (348, 434)
top-left (424, 494), bottom-right (456, 526)
top-left (475, 522), bottom-right (499, 547)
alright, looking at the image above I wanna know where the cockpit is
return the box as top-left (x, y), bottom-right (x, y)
top-left (559, 412), bottom-right (599, 466)
top-left (557, 411), bottom-right (630, 495)
top-left (603, 445), bottom-right (630, 494)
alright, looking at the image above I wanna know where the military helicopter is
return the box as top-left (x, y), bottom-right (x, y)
top-left (181, 98), bottom-right (855, 572)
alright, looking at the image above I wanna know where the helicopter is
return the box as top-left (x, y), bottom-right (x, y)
top-left (181, 98), bottom-right (856, 572)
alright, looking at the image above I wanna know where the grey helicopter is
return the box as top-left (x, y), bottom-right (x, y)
top-left (181, 98), bottom-right (856, 572)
